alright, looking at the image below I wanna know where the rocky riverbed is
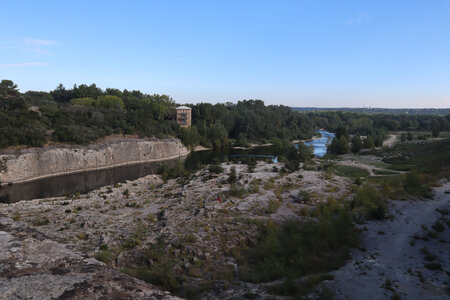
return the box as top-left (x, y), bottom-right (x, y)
top-left (0, 160), bottom-right (350, 298)
top-left (1, 157), bottom-right (448, 299)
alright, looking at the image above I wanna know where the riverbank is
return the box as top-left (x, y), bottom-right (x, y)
top-left (0, 138), bottom-right (189, 185)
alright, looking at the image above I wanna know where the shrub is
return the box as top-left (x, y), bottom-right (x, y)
top-left (353, 185), bottom-right (387, 220)
top-left (237, 206), bottom-right (358, 283)
top-left (228, 166), bottom-right (237, 183)
top-left (158, 161), bottom-right (189, 180)
top-left (228, 184), bottom-right (247, 198)
top-left (95, 248), bottom-right (116, 265)
top-left (208, 163), bottom-right (223, 174)
top-left (431, 221), bottom-right (445, 232)
top-left (424, 262), bottom-right (442, 270)
top-left (403, 172), bottom-right (433, 198)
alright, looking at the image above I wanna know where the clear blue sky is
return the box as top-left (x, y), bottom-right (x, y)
top-left (1, 0), bottom-right (449, 108)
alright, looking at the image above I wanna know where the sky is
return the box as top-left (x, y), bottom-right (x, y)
top-left (1, 0), bottom-right (450, 108)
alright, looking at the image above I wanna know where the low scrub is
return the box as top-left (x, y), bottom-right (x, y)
top-left (157, 161), bottom-right (190, 180)
top-left (352, 185), bottom-right (387, 220)
top-left (402, 172), bottom-right (433, 198)
top-left (236, 206), bottom-right (358, 283)
top-left (331, 165), bottom-right (370, 178)
top-left (228, 184), bottom-right (248, 198)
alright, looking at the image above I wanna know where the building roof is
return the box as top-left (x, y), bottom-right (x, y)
top-left (176, 106), bottom-right (191, 110)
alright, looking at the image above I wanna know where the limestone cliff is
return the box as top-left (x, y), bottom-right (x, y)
top-left (0, 138), bottom-right (189, 184)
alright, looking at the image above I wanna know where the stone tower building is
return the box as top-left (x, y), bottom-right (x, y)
top-left (176, 106), bottom-right (192, 128)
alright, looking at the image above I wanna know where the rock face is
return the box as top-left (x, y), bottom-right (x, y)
top-left (0, 215), bottom-right (181, 300)
top-left (0, 138), bottom-right (189, 184)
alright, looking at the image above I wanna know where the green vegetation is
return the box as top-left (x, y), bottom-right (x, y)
top-left (352, 185), bottom-right (387, 220)
top-left (2, 79), bottom-right (449, 151)
top-left (157, 161), bottom-right (190, 180)
top-left (236, 202), bottom-right (358, 296)
top-left (331, 165), bottom-right (370, 178)
top-left (383, 138), bottom-right (450, 180)
top-left (95, 246), bottom-right (116, 265)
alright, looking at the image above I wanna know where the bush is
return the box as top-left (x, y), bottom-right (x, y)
top-left (208, 163), bottom-right (223, 174)
top-left (402, 172), bottom-right (433, 198)
top-left (227, 166), bottom-right (237, 183)
top-left (158, 161), bottom-right (189, 180)
top-left (228, 184), bottom-right (247, 198)
top-left (353, 185), bottom-right (387, 220)
top-left (95, 248), bottom-right (116, 265)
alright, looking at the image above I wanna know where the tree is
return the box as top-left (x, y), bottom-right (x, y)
top-left (363, 136), bottom-right (375, 149)
top-left (430, 119), bottom-right (440, 138)
top-left (328, 136), bottom-right (350, 155)
top-left (337, 136), bottom-right (350, 154)
top-left (335, 126), bottom-right (349, 140)
top-left (96, 95), bottom-right (124, 109)
top-left (0, 80), bottom-right (25, 111)
top-left (208, 122), bottom-right (228, 148)
top-left (236, 132), bottom-right (249, 147)
top-left (406, 131), bottom-right (414, 141)
top-left (351, 135), bottom-right (363, 153)
top-left (50, 84), bottom-right (73, 102)
top-left (179, 126), bottom-right (201, 147)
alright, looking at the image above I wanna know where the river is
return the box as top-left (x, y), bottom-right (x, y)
top-left (303, 130), bottom-right (335, 157)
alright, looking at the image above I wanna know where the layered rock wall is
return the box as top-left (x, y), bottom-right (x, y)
top-left (0, 138), bottom-right (189, 184)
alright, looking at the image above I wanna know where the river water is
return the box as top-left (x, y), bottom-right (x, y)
top-left (303, 130), bottom-right (335, 157)
top-left (0, 131), bottom-right (334, 203)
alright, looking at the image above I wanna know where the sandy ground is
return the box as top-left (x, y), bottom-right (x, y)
top-left (383, 134), bottom-right (399, 148)
top-left (330, 182), bottom-right (450, 300)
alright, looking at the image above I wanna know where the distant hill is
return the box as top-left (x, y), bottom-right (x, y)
top-left (292, 107), bottom-right (450, 115)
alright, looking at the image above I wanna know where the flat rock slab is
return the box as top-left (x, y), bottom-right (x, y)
top-left (0, 215), bottom-right (181, 300)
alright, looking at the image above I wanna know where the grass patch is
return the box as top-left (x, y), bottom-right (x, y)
top-left (331, 165), bottom-right (370, 178)
top-left (373, 169), bottom-right (398, 176)
top-left (383, 138), bottom-right (450, 179)
top-left (266, 199), bottom-right (281, 214)
top-left (95, 246), bottom-right (116, 265)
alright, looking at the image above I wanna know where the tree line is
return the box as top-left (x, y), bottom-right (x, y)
top-left (1, 79), bottom-right (449, 150)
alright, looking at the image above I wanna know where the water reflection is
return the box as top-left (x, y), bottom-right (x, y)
top-left (0, 159), bottom-right (179, 203)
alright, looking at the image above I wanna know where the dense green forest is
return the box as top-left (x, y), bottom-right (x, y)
top-left (1, 79), bottom-right (449, 150)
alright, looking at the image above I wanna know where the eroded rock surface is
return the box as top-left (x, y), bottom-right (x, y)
top-left (0, 215), bottom-right (181, 300)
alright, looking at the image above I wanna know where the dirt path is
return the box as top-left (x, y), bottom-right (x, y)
top-left (383, 134), bottom-right (399, 147)
top-left (331, 183), bottom-right (450, 299)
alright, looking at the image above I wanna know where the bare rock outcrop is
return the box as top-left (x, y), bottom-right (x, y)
top-left (0, 138), bottom-right (189, 184)
top-left (0, 215), bottom-right (181, 300)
